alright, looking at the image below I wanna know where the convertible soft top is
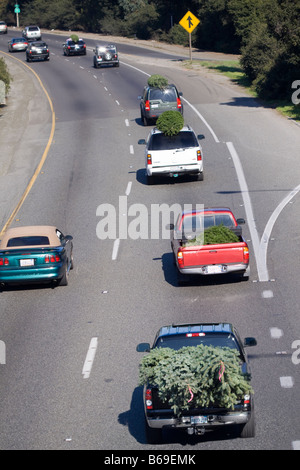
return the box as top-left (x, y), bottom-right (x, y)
top-left (0, 226), bottom-right (61, 249)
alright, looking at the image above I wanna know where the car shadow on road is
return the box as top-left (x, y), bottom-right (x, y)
top-left (161, 252), bottom-right (247, 287)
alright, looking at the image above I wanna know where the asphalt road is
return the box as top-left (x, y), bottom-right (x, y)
top-left (0, 30), bottom-right (300, 451)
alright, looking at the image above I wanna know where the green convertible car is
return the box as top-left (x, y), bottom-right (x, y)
top-left (0, 225), bottom-right (73, 287)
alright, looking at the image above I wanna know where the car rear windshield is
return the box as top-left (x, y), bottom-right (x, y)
top-left (7, 236), bottom-right (50, 247)
top-left (29, 27), bottom-right (39, 31)
top-left (155, 333), bottom-right (241, 352)
top-left (181, 213), bottom-right (235, 231)
top-left (149, 87), bottom-right (177, 102)
top-left (149, 131), bottom-right (198, 151)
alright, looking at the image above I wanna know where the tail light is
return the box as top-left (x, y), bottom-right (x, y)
top-left (147, 154), bottom-right (152, 165)
top-left (243, 394), bottom-right (251, 410)
top-left (145, 388), bottom-right (153, 410)
top-left (177, 249), bottom-right (184, 265)
top-left (45, 254), bottom-right (61, 263)
top-left (177, 98), bottom-right (182, 109)
top-left (0, 258), bottom-right (9, 266)
top-left (243, 246), bottom-right (249, 262)
top-left (145, 100), bottom-right (150, 111)
top-left (197, 150), bottom-right (202, 161)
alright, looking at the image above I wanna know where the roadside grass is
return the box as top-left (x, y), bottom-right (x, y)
top-left (184, 59), bottom-right (300, 122)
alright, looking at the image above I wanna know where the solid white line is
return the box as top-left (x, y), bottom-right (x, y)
top-left (182, 98), bottom-right (220, 143)
top-left (226, 142), bottom-right (265, 280)
top-left (258, 183), bottom-right (300, 280)
top-left (82, 337), bottom-right (98, 379)
top-left (112, 238), bottom-right (120, 260)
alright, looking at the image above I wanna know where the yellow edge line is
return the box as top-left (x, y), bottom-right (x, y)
top-left (0, 51), bottom-right (55, 238)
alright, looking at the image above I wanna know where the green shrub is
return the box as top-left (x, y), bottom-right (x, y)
top-left (156, 110), bottom-right (184, 136)
top-left (70, 34), bottom-right (79, 43)
top-left (184, 224), bottom-right (239, 246)
top-left (147, 74), bottom-right (168, 89)
top-left (0, 58), bottom-right (12, 95)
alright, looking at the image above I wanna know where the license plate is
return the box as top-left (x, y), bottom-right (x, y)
top-left (206, 265), bottom-right (223, 274)
top-left (20, 259), bottom-right (34, 267)
top-left (191, 416), bottom-right (208, 424)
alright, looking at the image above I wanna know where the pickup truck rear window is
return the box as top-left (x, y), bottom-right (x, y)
top-left (149, 131), bottom-right (198, 151)
top-left (155, 333), bottom-right (240, 352)
top-left (7, 236), bottom-right (50, 247)
top-left (181, 214), bottom-right (235, 231)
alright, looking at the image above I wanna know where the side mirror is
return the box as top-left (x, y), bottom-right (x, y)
top-left (179, 92), bottom-right (183, 96)
top-left (236, 218), bottom-right (245, 225)
top-left (138, 95), bottom-right (142, 100)
top-left (244, 337), bottom-right (257, 347)
top-left (64, 235), bottom-right (73, 242)
top-left (166, 223), bottom-right (175, 230)
top-left (138, 139), bottom-right (146, 145)
top-left (136, 343), bottom-right (151, 352)
top-left (197, 134), bottom-right (205, 140)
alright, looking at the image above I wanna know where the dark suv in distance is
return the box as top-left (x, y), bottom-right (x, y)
top-left (139, 84), bottom-right (183, 126)
top-left (26, 41), bottom-right (49, 62)
top-left (62, 38), bottom-right (86, 56)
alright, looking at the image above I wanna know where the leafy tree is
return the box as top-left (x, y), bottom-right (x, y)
top-left (156, 111), bottom-right (184, 136)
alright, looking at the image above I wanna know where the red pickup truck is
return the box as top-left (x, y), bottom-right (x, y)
top-left (171, 208), bottom-right (250, 281)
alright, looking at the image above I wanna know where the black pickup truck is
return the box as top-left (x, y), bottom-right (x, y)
top-left (137, 322), bottom-right (257, 443)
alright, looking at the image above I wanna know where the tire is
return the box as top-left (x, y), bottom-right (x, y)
top-left (239, 402), bottom-right (255, 438)
top-left (196, 172), bottom-right (204, 181)
top-left (145, 421), bottom-right (162, 444)
top-left (59, 266), bottom-right (69, 286)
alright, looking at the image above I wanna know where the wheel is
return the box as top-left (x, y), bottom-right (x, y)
top-left (59, 266), bottom-right (69, 286)
top-left (196, 172), bottom-right (204, 181)
top-left (239, 402), bottom-right (255, 438)
top-left (145, 421), bottom-right (162, 444)
top-left (146, 174), bottom-right (155, 185)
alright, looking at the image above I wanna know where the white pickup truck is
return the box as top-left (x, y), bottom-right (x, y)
top-left (139, 125), bottom-right (204, 184)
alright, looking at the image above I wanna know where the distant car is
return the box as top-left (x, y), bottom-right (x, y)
top-left (0, 226), bottom-right (73, 287)
top-left (0, 21), bottom-right (7, 34)
top-left (62, 38), bottom-right (86, 56)
top-left (93, 44), bottom-right (119, 68)
top-left (26, 41), bottom-right (49, 62)
top-left (139, 124), bottom-right (204, 183)
top-left (22, 25), bottom-right (41, 41)
top-left (139, 84), bottom-right (183, 126)
top-left (8, 37), bottom-right (28, 52)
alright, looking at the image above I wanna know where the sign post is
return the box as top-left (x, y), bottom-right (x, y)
top-left (14, 4), bottom-right (20, 28)
top-left (179, 11), bottom-right (200, 62)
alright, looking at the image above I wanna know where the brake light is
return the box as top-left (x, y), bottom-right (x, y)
top-left (45, 254), bottom-right (60, 263)
top-left (145, 100), bottom-right (150, 111)
top-left (147, 154), bottom-right (152, 165)
top-left (243, 394), bottom-right (251, 409)
top-left (177, 249), bottom-right (183, 265)
top-left (243, 246), bottom-right (249, 262)
top-left (145, 388), bottom-right (153, 410)
top-left (197, 150), bottom-right (202, 161)
top-left (177, 98), bottom-right (182, 109)
top-left (0, 258), bottom-right (9, 266)
top-left (186, 333), bottom-right (205, 337)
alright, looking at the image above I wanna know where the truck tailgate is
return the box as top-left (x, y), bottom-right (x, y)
top-left (181, 242), bottom-right (247, 267)
top-left (152, 148), bottom-right (197, 168)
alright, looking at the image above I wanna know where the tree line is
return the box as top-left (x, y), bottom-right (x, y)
top-left (1, 0), bottom-right (300, 102)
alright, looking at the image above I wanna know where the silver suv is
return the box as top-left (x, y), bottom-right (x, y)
top-left (93, 44), bottom-right (119, 68)
top-left (22, 26), bottom-right (41, 41)
top-left (139, 84), bottom-right (183, 126)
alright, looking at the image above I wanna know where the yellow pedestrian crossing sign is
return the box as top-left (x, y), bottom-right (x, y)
top-left (179, 11), bottom-right (200, 34)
